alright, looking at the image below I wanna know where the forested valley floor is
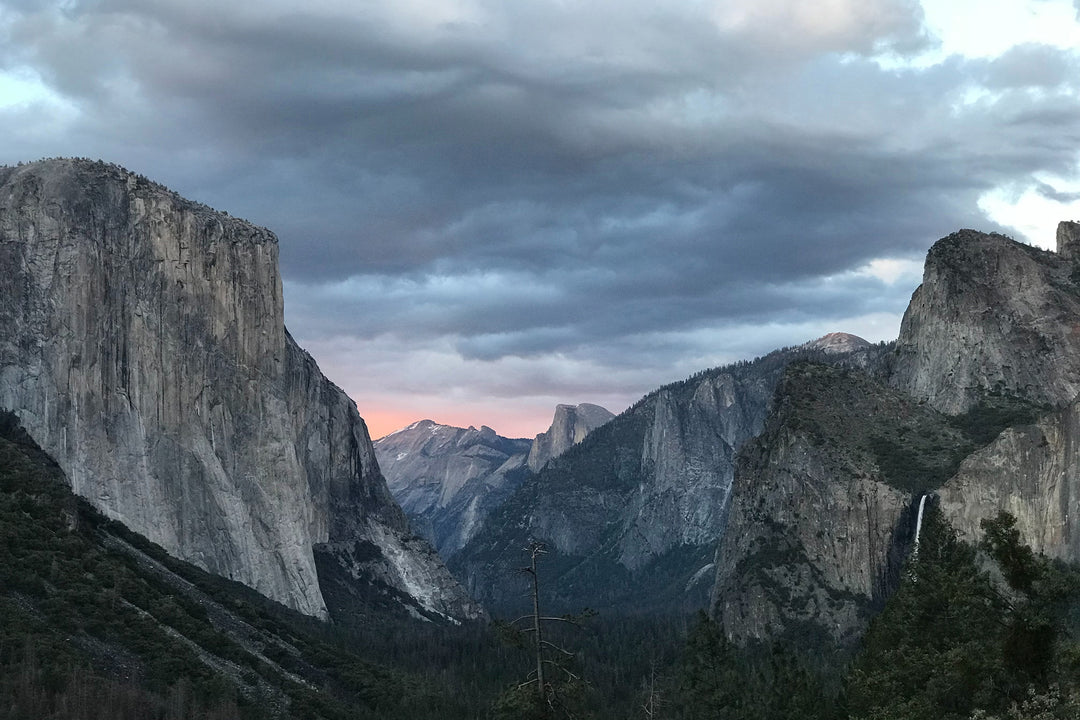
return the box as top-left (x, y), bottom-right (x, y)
top-left (3, 409), bottom-right (1080, 719)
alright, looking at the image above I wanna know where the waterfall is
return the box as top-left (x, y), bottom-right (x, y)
top-left (913, 493), bottom-right (928, 557)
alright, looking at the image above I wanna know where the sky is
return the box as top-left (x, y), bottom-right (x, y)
top-left (2, 0), bottom-right (1080, 440)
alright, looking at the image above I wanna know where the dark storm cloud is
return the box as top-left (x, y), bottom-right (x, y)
top-left (2, 0), bottom-right (1079, 432)
top-left (1035, 181), bottom-right (1080, 204)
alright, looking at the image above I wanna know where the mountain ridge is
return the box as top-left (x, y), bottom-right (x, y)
top-left (375, 420), bottom-right (532, 558)
top-left (711, 224), bottom-right (1080, 647)
top-left (375, 402), bottom-right (614, 560)
top-left (452, 335), bottom-right (887, 614)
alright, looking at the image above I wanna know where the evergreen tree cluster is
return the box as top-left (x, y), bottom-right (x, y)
top-left (4, 399), bottom-right (1080, 719)
top-left (672, 507), bottom-right (1080, 720)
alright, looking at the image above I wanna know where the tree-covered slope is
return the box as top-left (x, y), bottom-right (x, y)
top-left (673, 509), bottom-right (1080, 720)
top-left (0, 410), bottom-right (473, 719)
top-left (453, 342), bottom-right (891, 615)
top-left (712, 361), bottom-right (1047, 649)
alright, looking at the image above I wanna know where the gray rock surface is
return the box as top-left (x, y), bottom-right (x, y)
top-left (527, 403), bottom-right (614, 472)
top-left (454, 337), bottom-right (883, 613)
top-left (938, 399), bottom-right (1080, 563)
top-left (802, 331), bottom-right (873, 355)
top-left (375, 421), bottom-right (531, 557)
top-left (711, 363), bottom-right (954, 646)
top-left (617, 372), bottom-right (770, 568)
top-left (0, 159), bottom-right (482, 622)
top-left (892, 229), bottom-right (1080, 413)
top-left (1056, 220), bottom-right (1080, 261)
top-left (890, 225), bottom-right (1080, 584)
top-left (712, 225), bottom-right (1080, 648)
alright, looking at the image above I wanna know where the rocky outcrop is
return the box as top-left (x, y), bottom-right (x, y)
top-left (1057, 220), bottom-right (1080, 261)
top-left (710, 362), bottom-right (972, 646)
top-left (454, 338), bottom-right (885, 614)
top-left (617, 371), bottom-right (772, 567)
top-left (937, 398), bottom-right (1080, 563)
top-left (888, 223), bottom-right (1080, 569)
top-left (376, 406), bottom-right (611, 561)
top-left (712, 225), bottom-right (1080, 648)
top-left (0, 159), bottom-right (482, 622)
top-left (375, 421), bottom-right (531, 557)
top-left (891, 229), bottom-right (1080, 414)
top-left (527, 403), bottom-right (614, 472)
top-left (802, 332), bottom-right (873, 355)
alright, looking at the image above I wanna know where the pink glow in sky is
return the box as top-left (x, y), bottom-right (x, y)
top-left (356, 396), bottom-right (626, 442)
top-left (6, 0), bottom-right (1078, 445)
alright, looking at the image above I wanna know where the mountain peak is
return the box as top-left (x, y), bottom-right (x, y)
top-left (374, 422), bottom-right (532, 556)
top-left (527, 403), bottom-right (615, 473)
top-left (893, 228), bottom-right (1080, 414)
top-left (802, 332), bottom-right (872, 355)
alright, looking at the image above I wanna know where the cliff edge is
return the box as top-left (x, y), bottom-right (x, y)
top-left (0, 159), bottom-right (483, 622)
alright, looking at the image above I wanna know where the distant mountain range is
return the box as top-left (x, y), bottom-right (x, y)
top-left (375, 403), bottom-right (614, 558)
top-left (434, 220), bottom-right (1080, 656)
top-left (449, 334), bottom-right (888, 614)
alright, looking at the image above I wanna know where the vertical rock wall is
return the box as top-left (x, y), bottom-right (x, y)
top-left (938, 400), bottom-right (1080, 563)
top-left (1056, 220), bottom-right (1080, 260)
top-left (527, 403), bottom-right (615, 473)
top-left (892, 230), bottom-right (1080, 413)
top-left (0, 159), bottom-right (481, 621)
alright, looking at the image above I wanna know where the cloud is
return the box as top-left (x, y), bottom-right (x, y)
top-left (983, 43), bottom-right (1075, 89)
top-left (2, 0), bottom-right (1080, 435)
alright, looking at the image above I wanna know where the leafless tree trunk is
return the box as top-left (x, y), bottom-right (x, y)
top-left (524, 541), bottom-right (546, 703)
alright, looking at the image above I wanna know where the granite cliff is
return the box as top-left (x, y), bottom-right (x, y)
top-left (710, 362), bottom-right (976, 647)
top-left (376, 404), bottom-right (612, 561)
top-left (911, 223), bottom-right (1080, 564)
top-left (527, 403), bottom-right (615, 472)
top-left (711, 224), bottom-right (1080, 648)
top-left (453, 339), bottom-right (884, 614)
top-left (937, 404), bottom-right (1080, 564)
top-left (375, 421), bottom-right (531, 557)
top-left (0, 159), bottom-right (482, 622)
top-left (892, 225), bottom-right (1080, 413)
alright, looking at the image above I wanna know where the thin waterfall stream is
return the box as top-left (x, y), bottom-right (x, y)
top-left (913, 493), bottom-right (928, 558)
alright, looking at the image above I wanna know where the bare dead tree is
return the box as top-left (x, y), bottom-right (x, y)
top-left (639, 661), bottom-right (666, 719)
top-left (502, 541), bottom-right (591, 715)
top-left (523, 541), bottom-right (546, 702)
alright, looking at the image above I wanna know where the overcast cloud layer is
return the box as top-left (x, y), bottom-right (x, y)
top-left (2, 0), bottom-right (1080, 437)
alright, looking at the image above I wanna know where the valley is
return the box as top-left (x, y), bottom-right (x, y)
top-left (3, 158), bottom-right (1080, 718)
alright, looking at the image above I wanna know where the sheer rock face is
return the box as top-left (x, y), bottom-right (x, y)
top-left (376, 405), bottom-right (611, 561)
top-left (888, 226), bottom-right (1080, 568)
top-left (712, 226), bottom-right (1080, 647)
top-left (938, 400), bottom-right (1080, 564)
top-left (0, 159), bottom-right (482, 622)
top-left (454, 339), bottom-right (882, 614)
top-left (527, 403), bottom-right (614, 473)
top-left (375, 421), bottom-right (531, 557)
top-left (712, 425), bottom-right (909, 647)
top-left (454, 366), bottom-right (783, 613)
top-left (1057, 220), bottom-right (1080, 261)
top-left (619, 372), bottom-right (771, 566)
top-left (892, 229), bottom-right (1080, 414)
top-left (710, 364), bottom-right (943, 647)
top-left (892, 225), bottom-right (1080, 574)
